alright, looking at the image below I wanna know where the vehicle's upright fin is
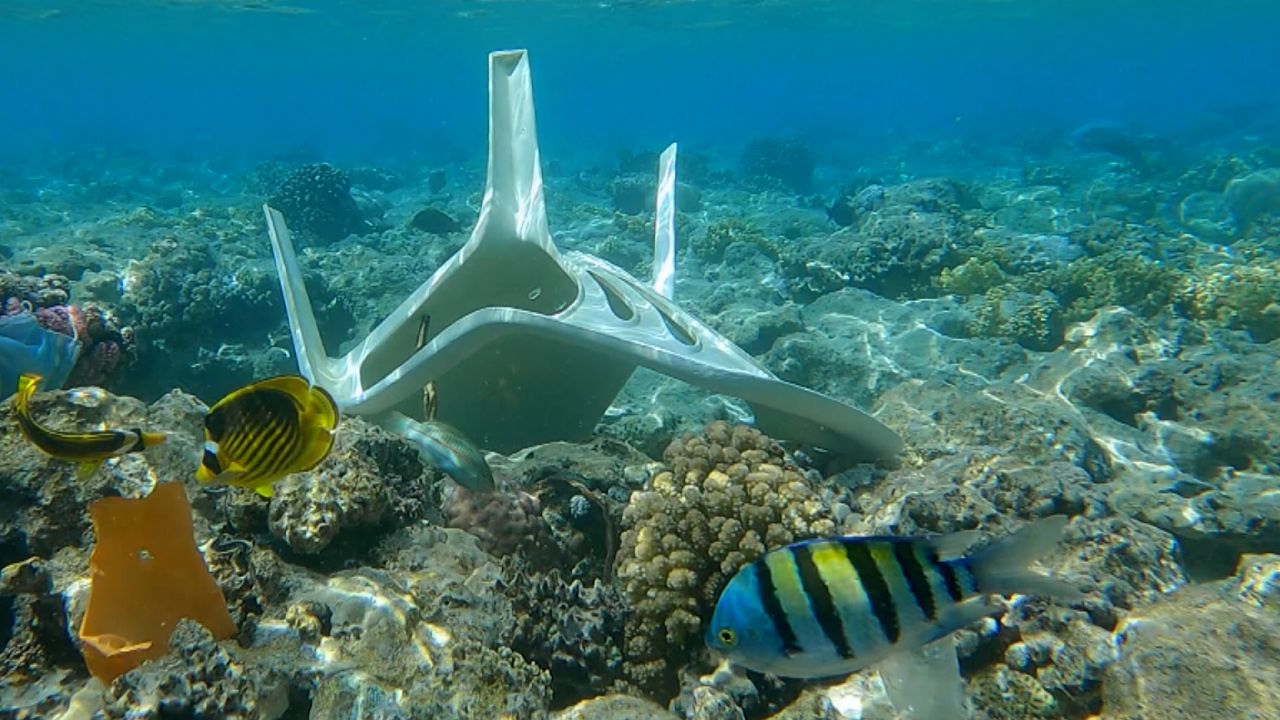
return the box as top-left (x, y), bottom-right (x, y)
top-left (653, 142), bottom-right (678, 299)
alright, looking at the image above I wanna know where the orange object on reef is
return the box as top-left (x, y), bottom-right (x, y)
top-left (78, 482), bottom-right (237, 683)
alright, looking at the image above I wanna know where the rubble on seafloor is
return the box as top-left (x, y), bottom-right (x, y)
top-left (0, 320), bottom-right (1276, 720)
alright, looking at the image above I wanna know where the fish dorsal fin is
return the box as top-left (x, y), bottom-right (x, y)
top-left (210, 375), bottom-right (312, 413)
top-left (930, 529), bottom-right (982, 561)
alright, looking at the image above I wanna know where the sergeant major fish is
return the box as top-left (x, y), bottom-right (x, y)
top-left (707, 516), bottom-right (1079, 719)
top-left (196, 375), bottom-right (339, 497)
top-left (12, 373), bottom-right (166, 478)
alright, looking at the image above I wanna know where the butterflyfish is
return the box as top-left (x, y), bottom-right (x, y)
top-left (195, 375), bottom-right (338, 497)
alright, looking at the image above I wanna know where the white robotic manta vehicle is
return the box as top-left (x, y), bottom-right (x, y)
top-left (262, 49), bottom-right (901, 462)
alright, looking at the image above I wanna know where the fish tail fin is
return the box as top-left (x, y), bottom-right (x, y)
top-left (76, 461), bottom-right (103, 480)
top-left (292, 425), bottom-right (335, 474)
top-left (15, 373), bottom-right (41, 411)
top-left (140, 432), bottom-right (167, 448)
top-left (289, 384), bottom-right (338, 474)
top-left (968, 515), bottom-right (1083, 601)
top-left (303, 385), bottom-right (339, 429)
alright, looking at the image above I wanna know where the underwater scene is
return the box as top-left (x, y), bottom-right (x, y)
top-left (2, 0), bottom-right (1280, 718)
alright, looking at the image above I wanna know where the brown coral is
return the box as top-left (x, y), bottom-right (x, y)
top-left (445, 479), bottom-right (558, 565)
top-left (614, 422), bottom-right (835, 698)
top-left (79, 482), bottom-right (237, 683)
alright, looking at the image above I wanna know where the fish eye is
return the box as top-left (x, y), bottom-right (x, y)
top-left (717, 628), bottom-right (738, 647)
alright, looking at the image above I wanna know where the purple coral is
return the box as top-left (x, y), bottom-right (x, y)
top-left (1, 287), bottom-right (134, 387)
top-left (34, 305), bottom-right (83, 339)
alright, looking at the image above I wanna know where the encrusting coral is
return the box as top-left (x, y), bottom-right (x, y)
top-left (78, 482), bottom-right (236, 683)
top-left (614, 421), bottom-right (835, 698)
top-left (445, 479), bottom-right (557, 564)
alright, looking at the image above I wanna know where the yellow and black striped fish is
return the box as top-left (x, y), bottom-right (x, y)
top-left (707, 516), bottom-right (1078, 679)
top-left (12, 373), bottom-right (166, 479)
top-left (195, 375), bottom-right (338, 498)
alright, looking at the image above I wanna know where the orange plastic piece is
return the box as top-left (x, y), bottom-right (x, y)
top-left (78, 482), bottom-right (237, 683)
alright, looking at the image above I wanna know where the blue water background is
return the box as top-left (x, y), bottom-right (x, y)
top-left (1, 0), bottom-right (1278, 168)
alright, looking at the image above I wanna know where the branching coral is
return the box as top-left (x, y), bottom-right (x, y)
top-left (937, 257), bottom-right (1008, 296)
top-left (692, 218), bottom-right (777, 263)
top-left (1051, 253), bottom-right (1182, 320)
top-left (266, 163), bottom-right (369, 245)
top-left (614, 421), bottom-right (834, 698)
top-left (1180, 260), bottom-right (1280, 342)
top-left (969, 289), bottom-right (1066, 352)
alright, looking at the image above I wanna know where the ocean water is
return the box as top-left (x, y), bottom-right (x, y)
top-left (2, 1), bottom-right (1280, 719)
top-left (3, 0), bottom-right (1278, 161)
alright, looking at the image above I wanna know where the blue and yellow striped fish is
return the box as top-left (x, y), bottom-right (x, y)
top-left (707, 516), bottom-right (1077, 679)
top-left (195, 375), bottom-right (339, 498)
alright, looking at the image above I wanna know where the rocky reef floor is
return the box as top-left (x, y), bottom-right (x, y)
top-left (1, 134), bottom-right (1279, 718)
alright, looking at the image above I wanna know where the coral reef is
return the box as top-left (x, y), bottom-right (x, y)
top-left (317, 529), bottom-right (553, 719)
top-left (504, 566), bottom-right (626, 708)
top-left (799, 179), bottom-right (973, 300)
top-left (0, 271), bottom-right (72, 310)
top-left (445, 480), bottom-right (558, 564)
top-left (691, 218), bottom-right (777, 264)
top-left (101, 619), bottom-right (267, 719)
top-left (266, 417), bottom-right (430, 558)
top-left (611, 175), bottom-right (653, 215)
top-left (6, 99), bottom-right (1280, 720)
top-left (0, 271), bottom-right (135, 387)
top-left (1222, 167), bottom-right (1280, 231)
top-left (969, 289), bottom-right (1066, 351)
top-left (266, 163), bottom-right (369, 245)
top-left (969, 666), bottom-right (1058, 720)
top-left (115, 236), bottom-right (288, 400)
top-left (0, 558), bottom-right (80, 707)
top-left (554, 694), bottom-right (679, 720)
top-left (740, 138), bottom-right (814, 192)
top-left (1181, 259), bottom-right (1280, 342)
top-left (614, 422), bottom-right (835, 698)
top-left (1102, 554), bottom-right (1280, 720)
